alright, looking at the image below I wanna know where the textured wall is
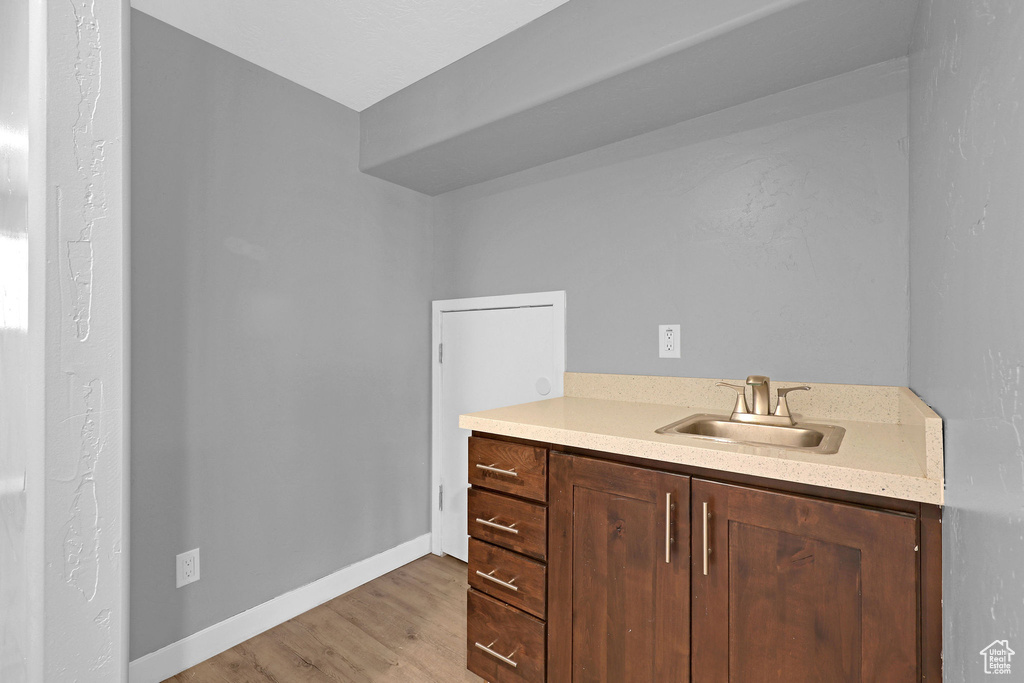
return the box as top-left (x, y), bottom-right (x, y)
top-left (909, 1), bottom-right (1024, 679)
top-left (33, 0), bottom-right (131, 679)
top-left (0, 0), bottom-right (30, 678)
top-left (434, 61), bottom-right (911, 386)
top-left (130, 12), bottom-right (434, 659)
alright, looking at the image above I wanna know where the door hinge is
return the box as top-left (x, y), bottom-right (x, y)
top-left (438, 484), bottom-right (444, 511)
top-left (438, 343), bottom-right (443, 364)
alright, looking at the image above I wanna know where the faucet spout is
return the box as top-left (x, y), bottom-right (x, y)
top-left (746, 375), bottom-right (771, 415)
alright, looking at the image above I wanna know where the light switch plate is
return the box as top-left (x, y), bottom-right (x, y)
top-left (659, 324), bottom-right (681, 358)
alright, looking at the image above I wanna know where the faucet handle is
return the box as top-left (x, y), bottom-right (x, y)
top-left (774, 385), bottom-right (811, 418)
top-left (716, 382), bottom-right (748, 417)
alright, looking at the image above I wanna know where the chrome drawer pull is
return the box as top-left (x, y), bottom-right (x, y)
top-left (476, 516), bottom-right (519, 534)
top-left (703, 501), bottom-right (711, 576)
top-left (476, 569), bottom-right (519, 592)
top-left (474, 640), bottom-right (519, 668)
top-left (476, 463), bottom-right (518, 477)
top-left (665, 492), bottom-right (673, 564)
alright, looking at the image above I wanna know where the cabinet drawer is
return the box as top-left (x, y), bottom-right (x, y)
top-left (469, 539), bottom-right (547, 619)
top-left (467, 589), bottom-right (546, 683)
top-left (468, 488), bottom-right (547, 561)
top-left (469, 437), bottom-right (548, 502)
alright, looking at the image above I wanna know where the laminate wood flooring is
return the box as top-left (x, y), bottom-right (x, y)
top-left (165, 554), bottom-right (483, 682)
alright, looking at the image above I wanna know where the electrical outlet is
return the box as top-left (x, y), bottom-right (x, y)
top-left (659, 324), bottom-right (681, 358)
top-left (176, 548), bottom-right (200, 588)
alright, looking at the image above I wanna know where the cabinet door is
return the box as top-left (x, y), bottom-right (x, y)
top-left (548, 453), bottom-right (690, 682)
top-left (691, 479), bottom-right (918, 683)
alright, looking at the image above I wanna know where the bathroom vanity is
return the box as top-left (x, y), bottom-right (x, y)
top-left (460, 373), bottom-right (943, 682)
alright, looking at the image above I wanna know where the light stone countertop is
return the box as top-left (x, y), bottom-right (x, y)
top-left (460, 373), bottom-right (944, 505)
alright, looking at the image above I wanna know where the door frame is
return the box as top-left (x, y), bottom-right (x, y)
top-left (20, 0), bottom-right (131, 678)
top-left (430, 291), bottom-right (566, 556)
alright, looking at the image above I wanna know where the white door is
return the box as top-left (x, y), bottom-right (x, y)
top-left (436, 295), bottom-right (564, 562)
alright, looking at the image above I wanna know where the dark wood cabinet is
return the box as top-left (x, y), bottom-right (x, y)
top-left (467, 434), bottom-right (940, 683)
top-left (466, 438), bottom-right (550, 682)
top-left (469, 436), bottom-right (548, 502)
top-left (691, 479), bottom-right (919, 682)
top-left (469, 538), bottom-right (547, 619)
top-left (468, 487), bottom-right (548, 561)
top-left (467, 589), bottom-right (547, 683)
top-left (548, 453), bottom-right (690, 682)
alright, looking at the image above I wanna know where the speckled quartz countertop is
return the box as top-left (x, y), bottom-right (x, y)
top-left (460, 373), bottom-right (944, 505)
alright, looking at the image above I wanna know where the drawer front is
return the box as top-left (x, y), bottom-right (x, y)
top-left (468, 488), bottom-right (547, 561)
top-left (469, 437), bottom-right (548, 502)
top-left (469, 539), bottom-right (547, 619)
top-left (467, 589), bottom-right (546, 683)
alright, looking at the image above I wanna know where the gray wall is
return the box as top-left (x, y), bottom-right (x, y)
top-left (909, 1), bottom-right (1024, 679)
top-left (129, 10), bottom-right (913, 663)
top-left (434, 61), bottom-right (911, 385)
top-left (130, 11), bottom-right (433, 659)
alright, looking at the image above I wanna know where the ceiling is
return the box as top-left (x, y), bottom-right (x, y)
top-left (130, 0), bottom-right (572, 112)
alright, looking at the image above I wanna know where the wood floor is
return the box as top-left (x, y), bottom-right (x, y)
top-left (166, 555), bottom-right (484, 682)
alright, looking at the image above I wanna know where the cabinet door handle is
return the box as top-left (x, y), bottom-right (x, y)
top-left (474, 641), bottom-right (519, 668)
top-left (665, 492), bottom-right (672, 563)
top-left (476, 516), bottom-right (520, 534)
top-left (476, 569), bottom-right (519, 591)
top-left (702, 501), bottom-right (711, 576)
top-left (475, 463), bottom-right (518, 477)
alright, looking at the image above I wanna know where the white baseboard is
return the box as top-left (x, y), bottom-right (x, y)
top-left (128, 533), bottom-right (432, 683)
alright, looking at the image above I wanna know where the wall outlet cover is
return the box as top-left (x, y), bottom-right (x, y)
top-left (659, 324), bottom-right (681, 358)
top-left (176, 548), bottom-right (200, 588)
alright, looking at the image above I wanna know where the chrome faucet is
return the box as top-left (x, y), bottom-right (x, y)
top-left (716, 375), bottom-right (811, 426)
